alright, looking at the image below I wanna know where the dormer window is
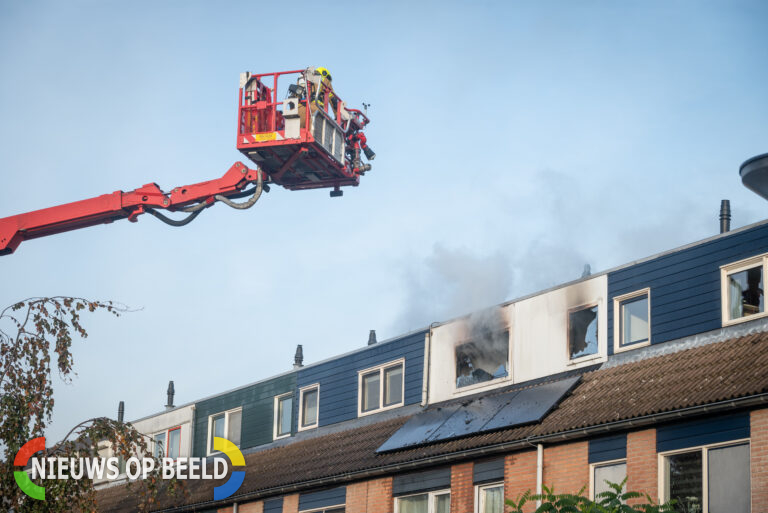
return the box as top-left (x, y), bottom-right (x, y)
top-left (358, 359), bottom-right (405, 416)
top-left (613, 289), bottom-right (651, 353)
top-left (721, 255), bottom-right (767, 325)
top-left (568, 304), bottom-right (598, 360)
top-left (455, 331), bottom-right (509, 388)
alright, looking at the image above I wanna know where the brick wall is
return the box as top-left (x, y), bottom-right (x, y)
top-left (450, 462), bottom-right (473, 513)
top-left (542, 441), bottom-right (589, 495)
top-left (505, 450), bottom-right (537, 513)
top-left (238, 501), bottom-right (263, 513)
top-left (282, 493), bottom-right (298, 513)
top-left (346, 477), bottom-right (393, 513)
top-left (626, 429), bottom-right (657, 504)
top-left (752, 408), bottom-right (768, 513)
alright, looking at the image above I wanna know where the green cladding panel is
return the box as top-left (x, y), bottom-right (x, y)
top-left (192, 372), bottom-right (296, 457)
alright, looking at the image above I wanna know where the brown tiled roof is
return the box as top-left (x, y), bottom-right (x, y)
top-left (96, 331), bottom-right (768, 512)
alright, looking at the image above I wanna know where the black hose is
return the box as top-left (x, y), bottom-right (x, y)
top-left (145, 207), bottom-right (204, 227)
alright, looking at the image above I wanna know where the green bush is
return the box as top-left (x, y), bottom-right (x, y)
top-left (505, 479), bottom-right (676, 513)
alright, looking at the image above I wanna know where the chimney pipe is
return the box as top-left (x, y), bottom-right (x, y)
top-left (293, 345), bottom-right (304, 369)
top-left (166, 381), bottom-right (175, 409)
top-left (117, 401), bottom-right (124, 423)
top-left (720, 199), bottom-right (731, 234)
top-left (368, 330), bottom-right (377, 346)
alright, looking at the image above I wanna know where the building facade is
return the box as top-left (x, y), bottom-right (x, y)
top-left (98, 220), bottom-right (768, 513)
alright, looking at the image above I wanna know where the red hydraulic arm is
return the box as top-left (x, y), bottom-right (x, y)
top-left (0, 162), bottom-right (263, 256)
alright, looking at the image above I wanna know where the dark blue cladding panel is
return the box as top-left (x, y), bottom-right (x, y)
top-left (608, 222), bottom-right (768, 354)
top-left (297, 330), bottom-right (427, 428)
top-left (474, 458), bottom-right (505, 484)
top-left (589, 433), bottom-right (627, 463)
top-left (656, 412), bottom-right (750, 453)
top-left (264, 497), bottom-right (284, 513)
top-left (299, 486), bottom-right (346, 510)
top-left (393, 467), bottom-right (451, 496)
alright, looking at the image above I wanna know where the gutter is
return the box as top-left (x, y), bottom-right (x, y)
top-left (156, 392), bottom-right (768, 513)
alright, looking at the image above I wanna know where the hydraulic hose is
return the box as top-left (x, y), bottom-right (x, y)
top-left (145, 207), bottom-right (204, 227)
top-left (145, 169), bottom-right (264, 226)
top-left (214, 169), bottom-right (264, 210)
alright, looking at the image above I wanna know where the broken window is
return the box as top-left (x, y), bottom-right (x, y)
top-left (455, 330), bottom-right (509, 388)
top-left (569, 305), bottom-right (598, 359)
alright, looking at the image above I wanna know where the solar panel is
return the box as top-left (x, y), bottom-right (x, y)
top-left (376, 403), bottom-right (461, 452)
top-left (377, 376), bottom-right (580, 453)
top-left (427, 393), bottom-right (519, 442)
top-left (482, 376), bottom-right (580, 431)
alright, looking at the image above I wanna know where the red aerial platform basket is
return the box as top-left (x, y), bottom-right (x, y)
top-left (236, 67), bottom-right (374, 196)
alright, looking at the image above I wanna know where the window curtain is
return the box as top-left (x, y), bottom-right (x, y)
top-left (729, 277), bottom-right (743, 319)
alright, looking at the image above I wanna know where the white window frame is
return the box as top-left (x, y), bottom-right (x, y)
top-left (567, 302), bottom-right (603, 365)
top-left (152, 430), bottom-right (166, 459)
top-left (613, 288), bottom-right (651, 354)
top-left (394, 489), bottom-right (450, 513)
top-left (589, 458), bottom-right (626, 500)
top-left (721, 254), bottom-right (768, 326)
top-left (206, 407), bottom-right (242, 456)
top-left (273, 392), bottom-right (293, 440)
top-left (357, 358), bottom-right (405, 417)
top-left (475, 482), bottom-right (504, 513)
top-left (299, 505), bottom-right (345, 513)
top-left (298, 383), bottom-right (320, 431)
top-left (657, 438), bottom-right (750, 512)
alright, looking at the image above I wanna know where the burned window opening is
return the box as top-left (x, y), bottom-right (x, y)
top-left (569, 305), bottom-right (598, 359)
top-left (455, 330), bottom-right (509, 388)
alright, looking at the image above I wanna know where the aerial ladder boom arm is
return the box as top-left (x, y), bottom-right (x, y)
top-left (0, 67), bottom-right (375, 256)
top-left (0, 162), bottom-right (263, 256)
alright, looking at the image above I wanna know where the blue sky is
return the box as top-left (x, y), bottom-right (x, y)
top-left (1, 1), bottom-right (766, 442)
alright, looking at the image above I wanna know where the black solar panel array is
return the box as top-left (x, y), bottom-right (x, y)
top-left (377, 376), bottom-right (580, 453)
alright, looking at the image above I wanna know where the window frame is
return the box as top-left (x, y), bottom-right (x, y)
top-left (567, 302), bottom-right (602, 364)
top-left (206, 407), bottom-right (243, 456)
top-left (394, 489), bottom-right (451, 513)
top-left (357, 358), bottom-right (405, 417)
top-left (613, 288), bottom-right (651, 354)
top-left (589, 458), bottom-right (627, 500)
top-left (475, 481), bottom-right (504, 513)
top-left (152, 431), bottom-right (166, 459)
top-left (166, 425), bottom-right (181, 460)
top-left (657, 438), bottom-right (751, 512)
top-left (273, 392), bottom-right (294, 440)
top-left (721, 254), bottom-right (768, 326)
top-left (298, 505), bottom-right (345, 513)
top-left (453, 330), bottom-right (511, 393)
top-left (298, 384), bottom-right (320, 431)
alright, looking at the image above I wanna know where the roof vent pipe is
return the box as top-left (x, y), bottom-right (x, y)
top-left (166, 381), bottom-right (175, 409)
top-left (720, 199), bottom-right (731, 234)
top-left (294, 345), bottom-right (304, 369)
top-left (368, 330), bottom-right (377, 346)
top-left (117, 401), bottom-right (124, 423)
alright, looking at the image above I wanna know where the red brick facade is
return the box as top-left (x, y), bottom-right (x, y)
top-left (504, 450), bottom-right (538, 512)
top-left (347, 477), bottom-right (394, 513)
top-left (626, 429), bottom-right (658, 504)
top-left (450, 462), bottom-right (474, 513)
top-left (542, 441), bottom-right (589, 495)
top-left (211, 409), bottom-right (768, 513)
top-left (752, 408), bottom-right (768, 513)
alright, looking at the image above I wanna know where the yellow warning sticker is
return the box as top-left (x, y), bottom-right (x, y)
top-left (252, 132), bottom-right (277, 142)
